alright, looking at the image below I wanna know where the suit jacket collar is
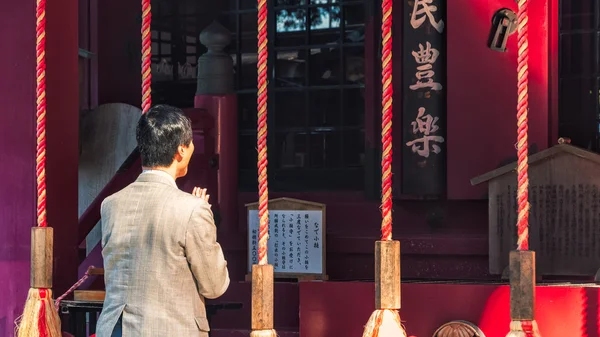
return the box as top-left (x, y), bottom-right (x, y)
top-left (137, 170), bottom-right (178, 188)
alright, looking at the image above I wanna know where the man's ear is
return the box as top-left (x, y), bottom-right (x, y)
top-left (175, 145), bottom-right (186, 161)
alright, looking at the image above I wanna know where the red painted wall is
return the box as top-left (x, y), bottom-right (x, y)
top-left (207, 281), bottom-right (596, 337)
top-left (447, 0), bottom-right (550, 200)
top-left (298, 282), bottom-right (596, 337)
top-left (0, 0), bottom-right (78, 335)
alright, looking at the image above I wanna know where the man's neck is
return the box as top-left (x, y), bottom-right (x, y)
top-left (142, 166), bottom-right (178, 181)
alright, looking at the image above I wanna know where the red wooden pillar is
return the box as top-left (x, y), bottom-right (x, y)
top-left (47, 0), bottom-right (79, 297)
top-left (194, 96), bottom-right (238, 230)
top-left (194, 21), bottom-right (238, 233)
top-left (0, 0), bottom-right (78, 334)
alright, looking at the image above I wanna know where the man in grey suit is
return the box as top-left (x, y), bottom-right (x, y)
top-left (96, 105), bottom-right (230, 337)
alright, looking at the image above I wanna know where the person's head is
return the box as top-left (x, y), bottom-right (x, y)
top-left (136, 105), bottom-right (194, 178)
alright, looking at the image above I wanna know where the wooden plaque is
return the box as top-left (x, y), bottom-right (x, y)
top-left (246, 198), bottom-right (326, 280)
top-left (472, 144), bottom-right (600, 276)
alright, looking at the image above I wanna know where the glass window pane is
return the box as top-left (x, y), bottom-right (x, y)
top-left (344, 46), bottom-right (364, 84)
top-left (309, 47), bottom-right (340, 85)
top-left (239, 53), bottom-right (258, 89)
top-left (344, 4), bottom-right (365, 42)
top-left (186, 56), bottom-right (197, 65)
top-left (239, 14), bottom-right (259, 89)
top-left (311, 6), bottom-right (340, 30)
top-left (239, 93), bottom-right (258, 131)
top-left (561, 0), bottom-right (596, 30)
top-left (275, 92), bottom-right (306, 127)
top-left (343, 130), bottom-right (364, 167)
top-left (241, 12), bottom-right (258, 33)
top-left (240, 0), bottom-right (257, 10)
top-left (161, 43), bottom-right (171, 55)
top-left (309, 131), bottom-right (342, 168)
top-left (343, 88), bottom-right (364, 127)
top-left (218, 14), bottom-right (237, 33)
top-left (239, 135), bottom-right (258, 169)
top-left (276, 8), bottom-right (307, 35)
top-left (559, 78), bottom-right (596, 148)
top-left (276, 0), bottom-right (307, 6)
top-left (158, 1), bottom-right (173, 16)
top-left (309, 6), bottom-right (341, 45)
top-left (276, 132), bottom-right (308, 168)
top-left (275, 50), bottom-right (307, 87)
top-left (560, 33), bottom-right (597, 76)
top-left (309, 90), bottom-right (340, 126)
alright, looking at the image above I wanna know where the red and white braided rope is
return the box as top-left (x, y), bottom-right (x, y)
top-left (35, 0), bottom-right (48, 228)
top-left (55, 266), bottom-right (95, 308)
top-left (141, 0), bottom-right (152, 113)
top-left (256, 0), bottom-right (269, 265)
top-left (380, 0), bottom-right (393, 241)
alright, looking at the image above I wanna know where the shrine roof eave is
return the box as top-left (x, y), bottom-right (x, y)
top-left (470, 143), bottom-right (600, 186)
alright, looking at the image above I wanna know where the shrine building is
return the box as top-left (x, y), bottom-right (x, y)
top-left (1, 0), bottom-right (599, 336)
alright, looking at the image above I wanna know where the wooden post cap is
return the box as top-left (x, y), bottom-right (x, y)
top-left (251, 264), bottom-right (274, 330)
top-left (375, 240), bottom-right (401, 310)
top-left (31, 227), bottom-right (54, 289)
top-left (509, 250), bottom-right (535, 320)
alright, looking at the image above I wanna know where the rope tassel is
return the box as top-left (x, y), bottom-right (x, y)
top-left (362, 242), bottom-right (406, 337)
top-left (363, 310), bottom-right (405, 337)
top-left (16, 228), bottom-right (62, 337)
top-left (506, 320), bottom-right (540, 337)
top-left (16, 289), bottom-right (61, 337)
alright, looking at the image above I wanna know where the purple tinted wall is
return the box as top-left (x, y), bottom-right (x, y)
top-left (0, 1), bottom-right (36, 336)
top-left (0, 0), bottom-right (79, 335)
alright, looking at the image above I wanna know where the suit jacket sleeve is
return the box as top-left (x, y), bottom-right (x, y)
top-left (185, 202), bottom-right (230, 299)
top-left (100, 198), bottom-right (108, 248)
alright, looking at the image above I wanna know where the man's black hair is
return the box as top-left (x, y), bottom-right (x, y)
top-left (136, 104), bottom-right (193, 167)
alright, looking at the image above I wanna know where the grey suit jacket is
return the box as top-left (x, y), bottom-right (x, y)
top-left (96, 172), bottom-right (230, 337)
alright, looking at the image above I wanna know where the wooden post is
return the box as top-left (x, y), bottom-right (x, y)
top-left (31, 227), bottom-right (53, 289)
top-left (375, 240), bottom-right (401, 310)
top-left (252, 264), bottom-right (274, 330)
top-left (509, 250), bottom-right (535, 320)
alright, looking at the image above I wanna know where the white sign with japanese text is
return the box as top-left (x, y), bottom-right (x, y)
top-left (247, 210), bottom-right (323, 275)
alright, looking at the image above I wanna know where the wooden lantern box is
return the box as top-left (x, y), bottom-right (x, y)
top-left (471, 144), bottom-right (600, 277)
